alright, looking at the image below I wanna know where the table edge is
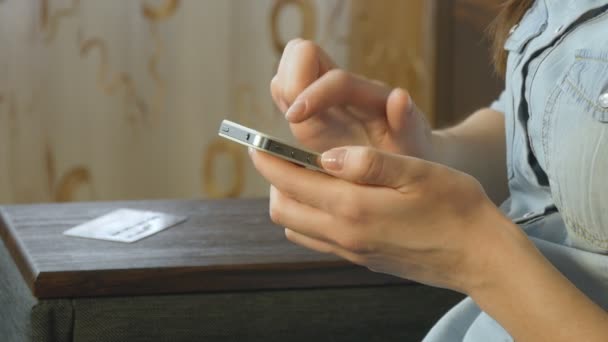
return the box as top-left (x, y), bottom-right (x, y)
top-left (0, 208), bottom-right (39, 294)
top-left (32, 262), bottom-right (409, 299)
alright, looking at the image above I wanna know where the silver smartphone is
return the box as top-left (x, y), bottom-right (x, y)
top-left (218, 119), bottom-right (323, 172)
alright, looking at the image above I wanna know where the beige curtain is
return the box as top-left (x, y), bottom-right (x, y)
top-left (0, 0), bottom-right (431, 204)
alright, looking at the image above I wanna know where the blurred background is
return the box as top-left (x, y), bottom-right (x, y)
top-left (0, 0), bottom-right (502, 204)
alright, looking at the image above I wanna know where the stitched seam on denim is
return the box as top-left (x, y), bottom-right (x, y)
top-left (563, 213), bottom-right (608, 248)
top-left (528, 36), bottom-right (563, 118)
top-left (542, 78), bottom-right (562, 175)
top-left (505, 86), bottom-right (516, 180)
top-left (575, 56), bottom-right (608, 63)
top-left (564, 78), bottom-right (608, 113)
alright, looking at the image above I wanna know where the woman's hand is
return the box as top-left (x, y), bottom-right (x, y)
top-left (271, 39), bottom-right (433, 158)
top-left (250, 145), bottom-right (528, 294)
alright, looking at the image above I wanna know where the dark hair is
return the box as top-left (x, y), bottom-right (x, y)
top-left (489, 0), bottom-right (535, 77)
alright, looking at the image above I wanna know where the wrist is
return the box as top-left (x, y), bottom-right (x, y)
top-left (463, 208), bottom-right (608, 341)
top-left (462, 204), bottom-right (535, 297)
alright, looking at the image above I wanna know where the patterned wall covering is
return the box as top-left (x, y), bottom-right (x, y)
top-left (0, 0), bottom-right (431, 204)
top-left (349, 0), bottom-right (435, 123)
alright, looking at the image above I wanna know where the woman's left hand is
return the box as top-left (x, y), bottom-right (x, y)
top-left (249, 145), bottom-right (527, 294)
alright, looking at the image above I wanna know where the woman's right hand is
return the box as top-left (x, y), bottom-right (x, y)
top-left (271, 39), bottom-right (433, 159)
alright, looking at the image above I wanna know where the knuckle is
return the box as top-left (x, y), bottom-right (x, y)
top-left (326, 69), bottom-right (351, 86)
top-left (355, 149), bottom-right (384, 183)
top-left (293, 39), bottom-right (318, 55)
top-left (335, 192), bottom-right (364, 221)
top-left (338, 234), bottom-right (371, 254)
top-left (284, 228), bottom-right (296, 242)
top-left (283, 86), bottom-right (301, 104)
top-left (270, 76), bottom-right (280, 97)
top-left (279, 186), bottom-right (298, 203)
top-left (282, 41), bottom-right (325, 102)
top-left (283, 38), bottom-right (303, 54)
top-left (270, 75), bottom-right (279, 91)
top-left (270, 76), bottom-right (284, 106)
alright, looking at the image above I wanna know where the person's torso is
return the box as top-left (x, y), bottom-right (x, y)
top-left (502, 0), bottom-right (608, 253)
top-left (425, 1), bottom-right (608, 340)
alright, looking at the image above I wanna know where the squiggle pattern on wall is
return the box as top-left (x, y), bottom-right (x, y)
top-left (147, 24), bottom-right (166, 122)
top-left (76, 0), bottom-right (178, 124)
top-left (143, 0), bottom-right (179, 121)
top-left (202, 0), bottom-right (348, 199)
top-left (44, 143), bottom-right (56, 195)
top-left (270, 0), bottom-right (316, 55)
top-left (202, 139), bottom-right (245, 198)
top-left (2, 0), bottom-right (353, 203)
top-left (233, 85), bottom-right (274, 127)
top-left (142, 0), bottom-right (180, 21)
top-left (37, 0), bottom-right (179, 201)
top-left (201, 0), bottom-right (325, 199)
top-left (6, 93), bottom-right (18, 200)
top-left (44, 143), bottom-right (96, 202)
top-left (349, 0), bottom-right (433, 122)
top-left (55, 167), bottom-right (96, 202)
top-left (79, 37), bottom-right (149, 123)
top-left (40, 0), bottom-right (80, 43)
top-left (320, 0), bottom-right (348, 47)
top-left (200, 85), bottom-right (264, 198)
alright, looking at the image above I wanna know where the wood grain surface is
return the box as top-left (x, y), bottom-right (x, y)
top-left (0, 199), bottom-right (407, 299)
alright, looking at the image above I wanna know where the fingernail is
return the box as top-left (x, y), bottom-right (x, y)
top-left (321, 148), bottom-right (347, 171)
top-left (285, 100), bottom-right (306, 121)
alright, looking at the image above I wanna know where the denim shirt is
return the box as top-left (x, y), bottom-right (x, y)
top-left (424, 1), bottom-right (608, 340)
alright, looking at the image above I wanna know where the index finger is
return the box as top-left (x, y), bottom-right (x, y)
top-left (276, 40), bottom-right (337, 106)
top-left (285, 70), bottom-right (392, 123)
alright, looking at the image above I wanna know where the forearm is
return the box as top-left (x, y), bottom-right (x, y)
top-left (470, 217), bottom-right (608, 342)
top-left (430, 108), bottom-right (508, 204)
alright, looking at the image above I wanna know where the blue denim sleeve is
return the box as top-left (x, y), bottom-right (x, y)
top-left (490, 90), bottom-right (507, 114)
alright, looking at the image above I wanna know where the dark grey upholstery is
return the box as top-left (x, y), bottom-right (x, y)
top-left (1, 236), bottom-right (38, 341)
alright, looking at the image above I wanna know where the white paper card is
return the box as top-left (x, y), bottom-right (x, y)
top-left (63, 209), bottom-right (187, 243)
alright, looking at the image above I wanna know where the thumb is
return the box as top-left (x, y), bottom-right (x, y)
top-left (320, 146), bottom-right (427, 188)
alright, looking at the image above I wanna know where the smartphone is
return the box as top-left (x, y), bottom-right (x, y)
top-left (218, 119), bottom-right (323, 172)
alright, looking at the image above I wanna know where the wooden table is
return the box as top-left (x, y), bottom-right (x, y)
top-left (0, 199), bottom-right (463, 342)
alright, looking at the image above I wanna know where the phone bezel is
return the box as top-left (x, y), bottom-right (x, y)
top-left (218, 120), bottom-right (323, 172)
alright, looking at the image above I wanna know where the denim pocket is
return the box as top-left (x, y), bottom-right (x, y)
top-left (560, 50), bottom-right (608, 122)
top-left (542, 49), bottom-right (608, 252)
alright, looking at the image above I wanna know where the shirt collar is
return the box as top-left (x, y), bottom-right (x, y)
top-left (544, 0), bottom-right (608, 33)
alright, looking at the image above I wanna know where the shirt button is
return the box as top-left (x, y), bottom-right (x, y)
top-left (509, 24), bottom-right (519, 35)
top-left (599, 93), bottom-right (608, 109)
